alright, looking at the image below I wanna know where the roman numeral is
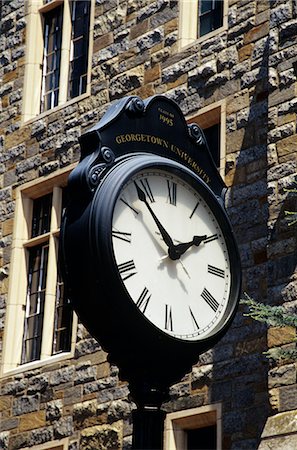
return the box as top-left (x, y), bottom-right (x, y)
top-left (201, 288), bottom-right (219, 312)
top-left (167, 180), bottom-right (177, 206)
top-left (208, 264), bottom-right (225, 278)
top-left (165, 304), bottom-right (173, 331)
top-left (135, 179), bottom-right (155, 203)
top-left (204, 234), bottom-right (218, 244)
top-left (189, 201), bottom-right (199, 219)
top-left (117, 260), bottom-right (137, 281)
top-left (120, 197), bottom-right (139, 215)
top-left (112, 229), bottom-right (132, 243)
top-left (189, 307), bottom-right (199, 330)
top-left (136, 287), bottom-right (151, 314)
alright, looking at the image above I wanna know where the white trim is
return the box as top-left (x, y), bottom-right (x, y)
top-left (164, 403), bottom-right (222, 450)
top-left (22, 0), bottom-right (94, 123)
top-left (1, 167), bottom-right (77, 377)
top-left (178, 0), bottom-right (228, 50)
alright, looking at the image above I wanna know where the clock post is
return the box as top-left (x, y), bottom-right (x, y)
top-left (61, 95), bottom-right (242, 450)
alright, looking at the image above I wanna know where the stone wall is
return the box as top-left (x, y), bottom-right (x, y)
top-left (1, 0), bottom-right (297, 449)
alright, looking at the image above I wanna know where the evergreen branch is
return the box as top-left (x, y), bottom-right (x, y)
top-left (284, 210), bottom-right (297, 226)
top-left (240, 293), bottom-right (297, 328)
top-left (264, 347), bottom-right (297, 362)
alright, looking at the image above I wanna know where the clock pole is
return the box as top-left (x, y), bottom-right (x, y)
top-left (130, 382), bottom-right (168, 450)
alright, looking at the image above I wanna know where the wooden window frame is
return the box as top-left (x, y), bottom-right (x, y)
top-left (164, 404), bottom-right (222, 450)
top-left (22, 0), bottom-right (94, 123)
top-left (1, 166), bottom-right (77, 376)
top-left (178, 0), bottom-right (228, 49)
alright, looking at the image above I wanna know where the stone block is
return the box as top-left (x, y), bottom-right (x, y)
top-left (109, 67), bottom-right (144, 100)
top-left (53, 416), bottom-right (73, 439)
top-left (279, 384), bottom-right (297, 412)
top-left (19, 410), bottom-right (46, 432)
top-left (93, 33), bottom-right (113, 53)
top-left (268, 364), bottom-right (296, 389)
top-left (244, 21), bottom-right (269, 44)
top-left (267, 326), bottom-right (296, 348)
top-left (80, 423), bottom-right (122, 450)
top-left (277, 133), bottom-right (297, 157)
top-left (262, 409), bottom-right (297, 438)
top-left (46, 400), bottom-right (63, 421)
top-left (12, 395), bottom-right (39, 416)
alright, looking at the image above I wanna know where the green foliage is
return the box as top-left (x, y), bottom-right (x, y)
top-left (241, 294), bottom-right (297, 363)
top-left (241, 293), bottom-right (297, 328)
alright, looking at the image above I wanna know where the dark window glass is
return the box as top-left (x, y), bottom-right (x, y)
top-left (203, 123), bottom-right (220, 168)
top-left (22, 244), bottom-right (49, 363)
top-left (199, 0), bottom-right (223, 37)
top-left (187, 425), bottom-right (217, 450)
top-left (31, 194), bottom-right (53, 238)
top-left (53, 268), bottom-right (73, 354)
top-left (68, 0), bottom-right (91, 100)
top-left (40, 6), bottom-right (63, 112)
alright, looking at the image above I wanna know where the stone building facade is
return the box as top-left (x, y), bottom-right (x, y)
top-left (1, 0), bottom-right (297, 449)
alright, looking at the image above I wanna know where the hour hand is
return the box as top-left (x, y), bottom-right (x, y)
top-left (170, 235), bottom-right (207, 259)
top-left (134, 181), bottom-right (174, 250)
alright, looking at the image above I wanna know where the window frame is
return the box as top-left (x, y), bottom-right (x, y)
top-left (22, 0), bottom-right (94, 123)
top-left (187, 100), bottom-right (226, 179)
top-left (1, 166), bottom-right (77, 377)
top-left (178, 0), bottom-right (228, 49)
top-left (164, 404), bottom-right (222, 450)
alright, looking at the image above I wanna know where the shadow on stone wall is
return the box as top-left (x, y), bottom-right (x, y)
top-left (210, 38), bottom-right (271, 449)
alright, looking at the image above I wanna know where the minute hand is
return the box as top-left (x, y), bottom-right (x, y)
top-left (135, 182), bottom-right (175, 250)
top-left (170, 235), bottom-right (207, 258)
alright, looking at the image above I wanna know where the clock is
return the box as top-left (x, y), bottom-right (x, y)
top-left (80, 153), bottom-right (241, 350)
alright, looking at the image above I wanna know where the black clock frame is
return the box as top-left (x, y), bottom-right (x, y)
top-left (62, 153), bottom-right (241, 401)
top-left (61, 95), bottom-right (242, 449)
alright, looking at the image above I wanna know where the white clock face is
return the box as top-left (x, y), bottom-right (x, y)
top-left (111, 169), bottom-right (231, 341)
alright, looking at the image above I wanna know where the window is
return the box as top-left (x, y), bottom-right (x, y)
top-left (164, 404), bottom-right (222, 450)
top-left (199, 0), bottom-right (223, 37)
top-left (179, 0), bottom-right (227, 48)
top-left (23, 0), bottom-right (93, 121)
top-left (188, 101), bottom-right (226, 178)
top-left (1, 168), bottom-right (77, 375)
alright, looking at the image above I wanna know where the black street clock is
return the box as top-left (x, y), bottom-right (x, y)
top-left (61, 95), bottom-right (241, 449)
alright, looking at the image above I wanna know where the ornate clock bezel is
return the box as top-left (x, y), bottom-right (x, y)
top-left (88, 153), bottom-right (241, 350)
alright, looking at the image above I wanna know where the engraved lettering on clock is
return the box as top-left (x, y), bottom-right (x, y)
top-left (165, 304), bottom-right (173, 331)
top-left (120, 197), bottom-right (139, 215)
top-left (117, 260), bottom-right (137, 281)
top-left (167, 180), bottom-right (177, 206)
top-left (201, 288), bottom-right (219, 312)
top-left (204, 234), bottom-right (218, 244)
top-left (208, 264), bottom-right (225, 278)
top-left (135, 179), bottom-right (155, 203)
top-left (189, 307), bottom-right (199, 330)
top-left (136, 287), bottom-right (151, 313)
top-left (112, 229), bottom-right (132, 243)
top-left (189, 200), bottom-right (199, 219)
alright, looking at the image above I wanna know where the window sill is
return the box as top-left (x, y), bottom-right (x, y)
top-left (0, 350), bottom-right (75, 379)
top-left (178, 24), bottom-right (227, 52)
top-left (22, 90), bottom-right (90, 126)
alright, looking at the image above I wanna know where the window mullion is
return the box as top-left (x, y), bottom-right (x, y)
top-left (58, 0), bottom-right (71, 105)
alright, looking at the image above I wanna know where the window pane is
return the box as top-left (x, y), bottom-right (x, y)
top-left (40, 5), bottom-right (63, 113)
top-left (200, 0), bottom-right (213, 14)
top-left (198, 0), bottom-right (223, 37)
top-left (187, 425), bottom-right (217, 450)
top-left (22, 244), bottom-right (49, 364)
top-left (68, 0), bottom-right (91, 100)
top-left (53, 269), bottom-right (73, 354)
top-left (31, 194), bottom-right (52, 238)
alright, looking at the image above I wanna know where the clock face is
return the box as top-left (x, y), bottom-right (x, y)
top-left (111, 168), bottom-right (232, 341)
